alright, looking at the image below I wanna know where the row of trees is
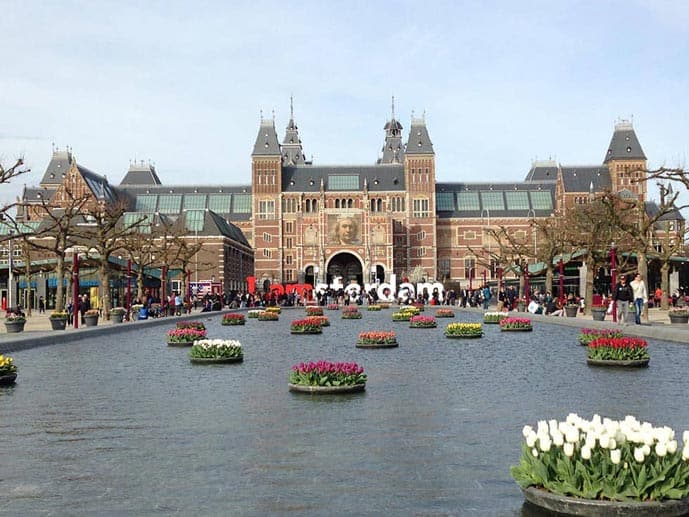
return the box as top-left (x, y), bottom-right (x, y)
top-left (1, 165), bottom-right (209, 318)
top-left (472, 170), bottom-right (688, 314)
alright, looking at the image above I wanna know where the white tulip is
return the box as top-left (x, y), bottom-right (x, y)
top-left (526, 431), bottom-right (537, 448)
top-left (522, 425), bottom-right (533, 438)
top-left (537, 420), bottom-right (548, 435)
top-left (683, 430), bottom-right (689, 445)
top-left (642, 431), bottom-right (655, 447)
top-left (532, 448), bottom-right (539, 458)
top-left (552, 432), bottom-right (564, 447)
top-left (608, 438), bottom-right (617, 450)
top-left (642, 444), bottom-right (651, 456)
top-left (585, 433), bottom-right (597, 449)
top-left (610, 449), bottom-right (621, 465)
top-left (599, 434), bottom-right (610, 449)
top-left (581, 445), bottom-right (592, 460)
top-left (634, 447), bottom-right (646, 463)
top-left (656, 442), bottom-right (668, 457)
top-left (565, 428), bottom-right (580, 444)
top-left (539, 436), bottom-right (552, 452)
top-left (564, 442), bottom-right (574, 457)
top-left (668, 440), bottom-right (678, 454)
top-left (683, 445), bottom-right (689, 461)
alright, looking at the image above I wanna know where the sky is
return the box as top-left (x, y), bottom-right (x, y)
top-left (2, 0), bottom-right (689, 211)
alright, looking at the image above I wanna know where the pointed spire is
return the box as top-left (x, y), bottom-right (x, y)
top-left (603, 118), bottom-right (646, 163)
top-left (406, 113), bottom-right (434, 155)
top-left (378, 97), bottom-right (405, 164)
top-left (252, 115), bottom-right (281, 156)
top-left (281, 97), bottom-right (306, 165)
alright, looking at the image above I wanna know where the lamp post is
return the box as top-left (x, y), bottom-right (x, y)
top-left (610, 243), bottom-right (617, 323)
top-left (523, 262), bottom-right (530, 302)
top-left (7, 229), bottom-right (14, 310)
top-left (558, 258), bottom-right (564, 306)
top-left (73, 253), bottom-right (80, 329)
top-left (126, 259), bottom-right (132, 321)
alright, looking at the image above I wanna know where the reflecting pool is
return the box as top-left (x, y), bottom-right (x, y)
top-left (2, 309), bottom-right (688, 515)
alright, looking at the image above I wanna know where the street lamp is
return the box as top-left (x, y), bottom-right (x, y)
top-left (73, 253), bottom-right (80, 329)
top-left (558, 258), bottom-right (565, 306)
top-left (610, 243), bottom-right (617, 323)
top-left (7, 229), bottom-right (14, 310)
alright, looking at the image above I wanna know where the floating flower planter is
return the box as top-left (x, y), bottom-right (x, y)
top-left (435, 309), bottom-right (455, 318)
top-left (392, 307), bottom-right (419, 321)
top-left (445, 322), bottom-right (483, 338)
top-left (265, 307), bottom-right (281, 315)
top-left (326, 304), bottom-right (340, 311)
top-left (342, 307), bottom-right (362, 319)
top-left (247, 310), bottom-right (261, 318)
top-left (512, 413), bottom-right (689, 515)
top-left (356, 331), bottom-right (398, 348)
top-left (305, 306), bottom-right (324, 316)
top-left (258, 311), bottom-right (279, 321)
top-left (412, 303), bottom-right (425, 312)
top-left (167, 327), bottom-right (207, 346)
top-left (189, 339), bottom-right (243, 364)
top-left (0, 354), bottom-right (17, 385)
top-left (288, 361), bottom-right (366, 394)
top-left (483, 312), bottom-right (508, 324)
top-left (578, 328), bottom-right (623, 346)
top-left (367, 305), bottom-right (382, 311)
top-left (499, 317), bottom-right (533, 331)
top-left (290, 317), bottom-right (323, 334)
top-left (177, 321), bottom-right (206, 331)
top-left (587, 337), bottom-right (649, 367)
top-left (312, 315), bottom-right (330, 327)
top-left (409, 315), bottom-right (437, 328)
top-left (221, 313), bottom-right (246, 326)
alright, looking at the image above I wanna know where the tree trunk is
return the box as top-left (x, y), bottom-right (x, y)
top-left (23, 256), bottom-right (32, 316)
top-left (584, 256), bottom-right (595, 315)
top-left (661, 262), bottom-right (670, 310)
top-left (98, 263), bottom-right (111, 319)
top-left (56, 254), bottom-right (65, 311)
top-left (137, 269), bottom-right (145, 305)
top-left (545, 264), bottom-right (554, 297)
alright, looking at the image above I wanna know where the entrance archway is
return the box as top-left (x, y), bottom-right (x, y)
top-left (326, 252), bottom-right (363, 285)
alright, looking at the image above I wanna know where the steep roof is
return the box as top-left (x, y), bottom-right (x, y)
top-left (646, 201), bottom-right (685, 222)
top-left (39, 150), bottom-right (74, 187)
top-left (206, 210), bottom-right (251, 246)
top-left (524, 160), bottom-right (559, 182)
top-left (281, 164), bottom-right (405, 193)
top-left (560, 165), bottom-right (610, 193)
top-left (120, 162), bottom-right (162, 186)
top-left (603, 121), bottom-right (646, 163)
top-left (78, 165), bottom-right (119, 203)
top-left (405, 117), bottom-right (434, 155)
top-left (252, 118), bottom-right (281, 156)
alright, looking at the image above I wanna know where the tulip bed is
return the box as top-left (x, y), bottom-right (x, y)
top-left (176, 321), bottom-right (206, 331)
top-left (167, 327), bottom-right (207, 343)
top-left (326, 304), bottom-right (340, 310)
top-left (221, 313), bottom-right (245, 326)
top-left (357, 331), bottom-right (397, 345)
top-left (587, 337), bottom-right (650, 361)
top-left (189, 339), bottom-right (243, 359)
top-left (367, 305), bottom-right (382, 311)
top-left (409, 315), bottom-right (437, 328)
top-left (312, 315), bottom-right (330, 327)
top-left (0, 354), bottom-right (17, 375)
top-left (499, 317), bottom-right (533, 331)
top-left (578, 328), bottom-right (624, 346)
top-left (305, 306), bottom-right (324, 316)
top-left (265, 307), bottom-right (281, 314)
top-left (342, 307), bottom-right (362, 319)
top-left (258, 311), bottom-right (279, 321)
top-left (445, 322), bottom-right (483, 338)
top-left (435, 309), bottom-right (455, 318)
top-left (247, 310), bottom-right (261, 318)
top-left (512, 413), bottom-right (689, 502)
top-left (290, 317), bottom-right (324, 334)
top-left (289, 361), bottom-right (367, 387)
top-left (484, 312), bottom-right (508, 324)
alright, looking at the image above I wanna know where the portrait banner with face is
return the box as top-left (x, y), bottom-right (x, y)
top-left (328, 214), bottom-right (362, 245)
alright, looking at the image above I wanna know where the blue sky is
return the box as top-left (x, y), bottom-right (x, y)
top-left (2, 0), bottom-right (689, 210)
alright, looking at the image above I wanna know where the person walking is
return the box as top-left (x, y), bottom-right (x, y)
top-left (630, 273), bottom-right (648, 325)
top-left (612, 275), bottom-right (633, 325)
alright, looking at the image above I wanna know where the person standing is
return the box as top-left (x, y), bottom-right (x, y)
top-left (630, 273), bottom-right (648, 325)
top-left (612, 275), bottom-right (633, 325)
top-left (38, 296), bottom-right (45, 313)
top-left (482, 284), bottom-right (491, 310)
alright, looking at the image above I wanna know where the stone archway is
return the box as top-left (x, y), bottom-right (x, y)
top-left (326, 252), bottom-right (363, 286)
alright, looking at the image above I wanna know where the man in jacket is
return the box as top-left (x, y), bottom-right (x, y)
top-left (612, 275), bottom-right (633, 325)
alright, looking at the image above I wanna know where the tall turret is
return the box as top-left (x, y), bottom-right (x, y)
top-left (281, 96), bottom-right (306, 166)
top-left (603, 119), bottom-right (647, 200)
top-left (377, 96), bottom-right (405, 164)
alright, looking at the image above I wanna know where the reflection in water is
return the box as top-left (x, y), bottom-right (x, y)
top-left (2, 311), bottom-right (688, 514)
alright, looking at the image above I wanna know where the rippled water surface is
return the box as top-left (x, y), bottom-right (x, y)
top-left (2, 309), bottom-right (689, 515)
